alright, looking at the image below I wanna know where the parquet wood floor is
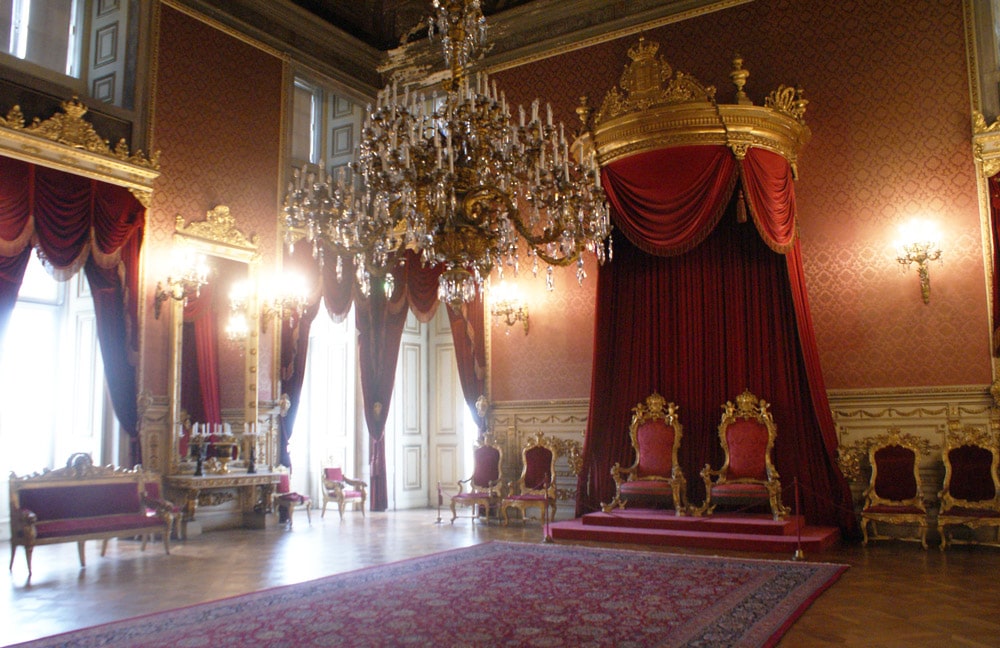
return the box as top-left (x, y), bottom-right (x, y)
top-left (3, 509), bottom-right (999, 646)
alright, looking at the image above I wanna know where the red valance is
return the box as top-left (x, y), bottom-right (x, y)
top-left (0, 154), bottom-right (146, 462)
top-left (602, 146), bottom-right (798, 256)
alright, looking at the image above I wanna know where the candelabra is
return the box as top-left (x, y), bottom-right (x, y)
top-left (154, 248), bottom-right (210, 319)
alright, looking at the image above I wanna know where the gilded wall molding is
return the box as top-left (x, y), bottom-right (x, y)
top-left (489, 399), bottom-right (588, 506)
top-left (0, 97), bottom-right (159, 196)
top-left (830, 384), bottom-right (996, 509)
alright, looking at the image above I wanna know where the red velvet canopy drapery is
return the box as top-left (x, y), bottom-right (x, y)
top-left (0, 155), bottom-right (145, 464)
top-left (576, 145), bottom-right (856, 533)
top-left (279, 245), bottom-right (487, 511)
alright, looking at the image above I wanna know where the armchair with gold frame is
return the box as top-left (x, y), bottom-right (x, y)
top-left (451, 432), bottom-right (503, 523)
top-left (937, 426), bottom-right (1000, 550)
top-left (502, 432), bottom-right (557, 525)
top-left (698, 389), bottom-right (789, 521)
top-left (320, 463), bottom-right (367, 520)
top-left (602, 392), bottom-right (687, 514)
top-left (859, 429), bottom-right (929, 548)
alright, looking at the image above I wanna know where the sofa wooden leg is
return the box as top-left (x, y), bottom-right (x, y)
top-left (77, 541), bottom-right (86, 567)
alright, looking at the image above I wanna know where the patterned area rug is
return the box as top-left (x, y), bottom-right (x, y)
top-left (13, 541), bottom-right (846, 648)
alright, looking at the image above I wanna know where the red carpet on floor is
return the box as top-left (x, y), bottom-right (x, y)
top-left (549, 509), bottom-right (841, 554)
top-left (11, 541), bottom-right (847, 648)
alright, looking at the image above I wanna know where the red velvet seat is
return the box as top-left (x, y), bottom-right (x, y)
top-left (502, 432), bottom-right (557, 526)
top-left (272, 470), bottom-right (311, 529)
top-left (451, 433), bottom-right (503, 523)
top-left (859, 429), bottom-right (929, 548)
top-left (320, 465), bottom-right (367, 520)
top-left (937, 426), bottom-right (1000, 550)
top-left (603, 392), bottom-right (687, 514)
top-left (699, 390), bottom-right (788, 520)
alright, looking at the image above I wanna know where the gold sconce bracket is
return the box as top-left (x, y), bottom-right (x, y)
top-left (895, 221), bottom-right (942, 305)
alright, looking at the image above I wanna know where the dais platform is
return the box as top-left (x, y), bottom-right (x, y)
top-left (548, 508), bottom-right (840, 554)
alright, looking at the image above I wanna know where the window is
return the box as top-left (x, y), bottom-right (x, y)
top-left (0, 250), bottom-right (117, 483)
top-left (974, 0), bottom-right (1000, 119)
top-left (290, 76), bottom-right (362, 171)
top-left (0, 0), bottom-right (138, 108)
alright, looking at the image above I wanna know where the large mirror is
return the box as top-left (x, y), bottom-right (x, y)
top-left (166, 206), bottom-right (260, 474)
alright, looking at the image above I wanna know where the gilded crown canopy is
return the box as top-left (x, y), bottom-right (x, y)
top-left (578, 38), bottom-right (810, 176)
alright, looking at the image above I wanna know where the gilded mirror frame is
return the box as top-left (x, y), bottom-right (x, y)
top-left (167, 205), bottom-right (260, 471)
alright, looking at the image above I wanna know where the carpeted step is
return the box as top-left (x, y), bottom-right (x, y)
top-left (549, 517), bottom-right (841, 554)
top-left (580, 509), bottom-right (806, 536)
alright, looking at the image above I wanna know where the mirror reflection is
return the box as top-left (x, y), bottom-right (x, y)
top-left (166, 206), bottom-right (260, 475)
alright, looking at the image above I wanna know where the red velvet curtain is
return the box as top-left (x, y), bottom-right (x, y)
top-left (447, 292), bottom-right (487, 433)
top-left (0, 155), bottom-right (145, 464)
top-left (577, 146), bottom-right (855, 532)
top-left (278, 244), bottom-right (490, 512)
top-left (182, 284), bottom-right (221, 425)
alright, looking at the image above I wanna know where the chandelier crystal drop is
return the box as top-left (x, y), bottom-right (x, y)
top-left (283, 0), bottom-right (611, 305)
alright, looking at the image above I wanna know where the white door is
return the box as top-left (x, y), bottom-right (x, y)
top-left (386, 311), bottom-right (429, 509)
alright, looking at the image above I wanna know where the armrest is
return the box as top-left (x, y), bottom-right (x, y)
top-left (10, 507), bottom-right (38, 543)
top-left (142, 495), bottom-right (178, 519)
top-left (700, 464), bottom-right (724, 482)
top-left (343, 476), bottom-right (367, 490)
top-left (610, 462), bottom-right (636, 483)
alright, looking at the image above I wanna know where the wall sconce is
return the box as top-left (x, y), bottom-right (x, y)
top-left (490, 281), bottom-right (529, 334)
top-left (260, 271), bottom-right (309, 331)
top-left (895, 219), bottom-right (942, 304)
top-left (224, 311), bottom-right (249, 341)
top-left (154, 247), bottom-right (210, 319)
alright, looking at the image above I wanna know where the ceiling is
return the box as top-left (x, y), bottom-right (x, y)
top-left (183, 0), bottom-right (740, 97)
top-left (287, 1), bottom-right (539, 51)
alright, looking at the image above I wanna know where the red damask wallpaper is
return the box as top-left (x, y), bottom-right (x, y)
top-left (142, 6), bottom-right (283, 402)
top-left (490, 0), bottom-right (989, 399)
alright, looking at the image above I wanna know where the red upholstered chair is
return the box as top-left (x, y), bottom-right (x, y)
top-left (502, 432), bottom-right (557, 525)
top-left (271, 468), bottom-right (311, 529)
top-left (859, 429), bottom-right (929, 548)
top-left (937, 427), bottom-right (1000, 550)
top-left (602, 392), bottom-right (687, 514)
top-left (451, 433), bottom-right (503, 523)
top-left (699, 390), bottom-right (789, 520)
top-left (320, 464), bottom-right (367, 520)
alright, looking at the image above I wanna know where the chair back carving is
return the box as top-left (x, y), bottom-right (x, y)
top-left (602, 392), bottom-right (687, 513)
top-left (937, 426), bottom-right (1000, 550)
top-left (940, 427), bottom-right (999, 508)
top-left (517, 433), bottom-right (556, 495)
top-left (718, 391), bottom-right (777, 482)
top-left (450, 432), bottom-right (503, 523)
top-left (698, 390), bottom-right (787, 520)
top-left (470, 440), bottom-right (503, 491)
top-left (501, 432), bottom-right (557, 526)
top-left (868, 440), bottom-right (922, 507)
top-left (860, 428), bottom-right (929, 548)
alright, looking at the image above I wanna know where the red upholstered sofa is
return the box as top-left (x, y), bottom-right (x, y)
top-left (9, 455), bottom-right (174, 577)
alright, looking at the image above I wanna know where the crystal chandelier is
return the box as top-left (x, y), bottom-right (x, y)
top-left (283, 0), bottom-right (611, 305)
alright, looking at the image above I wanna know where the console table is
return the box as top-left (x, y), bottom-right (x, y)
top-left (166, 472), bottom-right (280, 537)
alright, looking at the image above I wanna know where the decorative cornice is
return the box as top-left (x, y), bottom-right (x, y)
top-left (175, 205), bottom-right (260, 262)
top-left (0, 97), bottom-right (159, 194)
top-left (578, 40), bottom-right (810, 172)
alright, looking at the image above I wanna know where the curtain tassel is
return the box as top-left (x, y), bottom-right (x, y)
top-left (736, 189), bottom-right (748, 223)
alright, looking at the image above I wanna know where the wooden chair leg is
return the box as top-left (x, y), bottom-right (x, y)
top-left (78, 541), bottom-right (87, 566)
